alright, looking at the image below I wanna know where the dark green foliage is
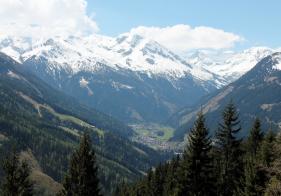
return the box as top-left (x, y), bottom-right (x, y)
top-left (243, 119), bottom-right (264, 196)
top-left (63, 133), bottom-right (102, 196)
top-left (0, 53), bottom-right (165, 194)
top-left (1, 52), bottom-right (281, 195)
top-left (163, 155), bottom-right (180, 196)
top-left (117, 162), bottom-right (171, 196)
top-left (244, 156), bottom-right (261, 196)
top-left (171, 54), bottom-right (281, 141)
top-left (178, 112), bottom-right (214, 196)
top-left (264, 134), bottom-right (281, 195)
top-left (1, 149), bottom-right (33, 196)
top-left (118, 112), bottom-right (215, 196)
top-left (215, 101), bottom-right (244, 195)
top-left (247, 118), bottom-right (264, 157)
top-left (260, 131), bottom-right (275, 167)
top-left (150, 163), bottom-right (167, 196)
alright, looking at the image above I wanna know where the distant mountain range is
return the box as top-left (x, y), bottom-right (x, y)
top-left (0, 31), bottom-right (281, 194)
top-left (169, 52), bottom-right (281, 140)
top-left (0, 32), bottom-right (280, 132)
top-left (0, 33), bottom-right (225, 123)
top-left (186, 47), bottom-right (275, 82)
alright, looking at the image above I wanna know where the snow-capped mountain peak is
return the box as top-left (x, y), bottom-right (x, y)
top-left (187, 47), bottom-right (277, 82)
top-left (0, 32), bottom-right (224, 84)
top-left (1, 32), bottom-right (279, 124)
top-left (1, 32), bottom-right (277, 90)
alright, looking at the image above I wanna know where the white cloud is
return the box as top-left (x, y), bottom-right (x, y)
top-left (0, 2), bottom-right (243, 52)
top-left (129, 25), bottom-right (243, 52)
top-left (0, 0), bottom-right (98, 38)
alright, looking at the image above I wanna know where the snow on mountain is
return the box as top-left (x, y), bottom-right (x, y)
top-left (0, 33), bottom-right (225, 87)
top-left (0, 32), bottom-right (278, 123)
top-left (170, 52), bottom-right (281, 141)
top-left (0, 32), bottom-right (278, 88)
top-left (0, 36), bottom-right (33, 63)
top-left (187, 47), bottom-right (276, 82)
top-left (0, 33), bottom-right (226, 123)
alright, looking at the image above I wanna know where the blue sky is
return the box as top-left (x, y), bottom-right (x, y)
top-left (87, 0), bottom-right (281, 49)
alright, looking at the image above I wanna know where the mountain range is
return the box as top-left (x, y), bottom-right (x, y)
top-left (1, 28), bottom-right (281, 194)
top-left (0, 52), bottom-right (166, 194)
top-left (169, 52), bottom-right (281, 140)
top-left (0, 32), bottom-right (280, 138)
top-left (186, 47), bottom-right (275, 82)
top-left (0, 33), bottom-right (226, 123)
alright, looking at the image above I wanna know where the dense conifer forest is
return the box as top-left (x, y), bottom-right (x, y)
top-left (1, 102), bottom-right (280, 195)
top-left (116, 102), bottom-right (281, 196)
top-left (0, 1), bottom-right (281, 195)
top-left (0, 54), bottom-right (168, 195)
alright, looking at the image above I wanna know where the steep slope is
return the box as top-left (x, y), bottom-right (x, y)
top-left (0, 53), bottom-right (166, 194)
top-left (19, 150), bottom-right (63, 195)
top-left (170, 52), bottom-right (281, 140)
top-left (0, 34), bottom-right (222, 123)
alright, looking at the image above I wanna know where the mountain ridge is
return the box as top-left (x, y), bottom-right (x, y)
top-left (0, 33), bottom-right (278, 124)
top-left (169, 52), bottom-right (281, 140)
top-left (0, 33), bottom-right (221, 123)
top-left (0, 52), bottom-right (166, 193)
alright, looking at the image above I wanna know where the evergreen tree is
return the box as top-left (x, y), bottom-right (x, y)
top-left (163, 155), bottom-right (180, 196)
top-left (248, 118), bottom-right (263, 158)
top-left (243, 155), bottom-right (268, 196)
top-left (150, 163), bottom-right (166, 196)
top-left (179, 112), bottom-right (214, 196)
top-left (215, 101), bottom-right (243, 195)
top-left (260, 131), bottom-right (275, 167)
top-left (114, 180), bottom-right (132, 196)
top-left (63, 133), bottom-right (102, 196)
top-left (1, 149), bottom-right (33, 196)
top-left (244, 118), bottom-right (264, 196)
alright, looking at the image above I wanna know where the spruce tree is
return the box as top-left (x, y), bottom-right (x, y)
top-left (63, 133), bottom-right (102, 196)
top-left (244, 155), bottom-right (266, 196)
top-left (260, 131), bottom-right (275, 167)
top-left (244, 118), bottom-right (264, 196)
top-left (179, 112), bottom-right (214, 196)
top-left (248, 118), bottom-right (263, 158)
top-left (163, 156), bottom-right (180, 196)
top-left (150, 163), bottom-right (166, 196)
top-left (215, 101), bottom-right (243, 195)
top-left (1, 149), bottom-right (33, 196)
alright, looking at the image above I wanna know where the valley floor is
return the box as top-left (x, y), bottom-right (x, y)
top-left (130, 123), bottom-right (184, 152)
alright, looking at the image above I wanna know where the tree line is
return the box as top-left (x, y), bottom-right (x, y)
top-left (0, 133), bottom-right (102, 196)
top-left (1, 101), bottom-right (281, 195)
top-left (117, 102), bottom-right (281, 196)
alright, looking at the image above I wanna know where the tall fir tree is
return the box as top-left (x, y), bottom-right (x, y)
top-left (150, 163), bottom-right (166, 196)
top-left (1, 149), bottom-right (33, 196)
top-left (179, 112), bottom-right (214, 196)
top-left (260, 130), bottom-right (275, 167)
top-left (163, 155), bottom-right (180, 196)
top-left (247, 118), bottom-right (264, 158)
top-left (63, 133), bottom-right (102, 196)
top-left (244, 118), bottom-right (264, 196)
top-left (215, 101), bottom-right (243, 195)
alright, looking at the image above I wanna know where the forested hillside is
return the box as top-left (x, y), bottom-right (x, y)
top-left (0, 53), bottom-right (166, 195)
top-left (169, 53), bottom-right (281, 141)
top-left (119, 102), bottom-right (281, 195)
